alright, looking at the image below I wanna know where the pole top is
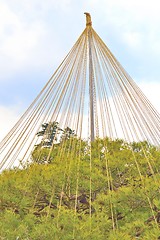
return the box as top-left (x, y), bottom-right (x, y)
top-left (84, 12), bottom-right (92, 26)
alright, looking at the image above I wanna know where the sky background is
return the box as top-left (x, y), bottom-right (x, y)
top-left (0, 0), bottom-right (160, 141)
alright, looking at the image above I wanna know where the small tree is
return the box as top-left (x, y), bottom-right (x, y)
top-left (61, 127), bottom-right (76, 141)
top-left (37, 122), bottom-right (62, 147)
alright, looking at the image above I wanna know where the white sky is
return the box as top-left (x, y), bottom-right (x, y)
top-left (0, 0), bottom-right (160, 141)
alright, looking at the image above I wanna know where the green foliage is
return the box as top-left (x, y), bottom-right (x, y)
top-left (1, 138), bottom-right (160, 239)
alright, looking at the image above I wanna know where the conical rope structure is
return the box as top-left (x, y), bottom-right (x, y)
top-left (1, 13), bottom-right (160, 238)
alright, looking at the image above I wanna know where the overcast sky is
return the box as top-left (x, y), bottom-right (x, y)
top-left (0, 0), bottom-right (160, 141)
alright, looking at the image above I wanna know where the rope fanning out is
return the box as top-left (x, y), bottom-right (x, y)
top-left (1, 13), bottom-right (160, 237)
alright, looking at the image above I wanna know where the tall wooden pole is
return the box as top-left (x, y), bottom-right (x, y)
top-left (84, 13), bottom-right (95, 141)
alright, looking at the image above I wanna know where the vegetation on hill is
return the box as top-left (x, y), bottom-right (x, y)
top-left (1, 136), bottom-right (160, 239)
